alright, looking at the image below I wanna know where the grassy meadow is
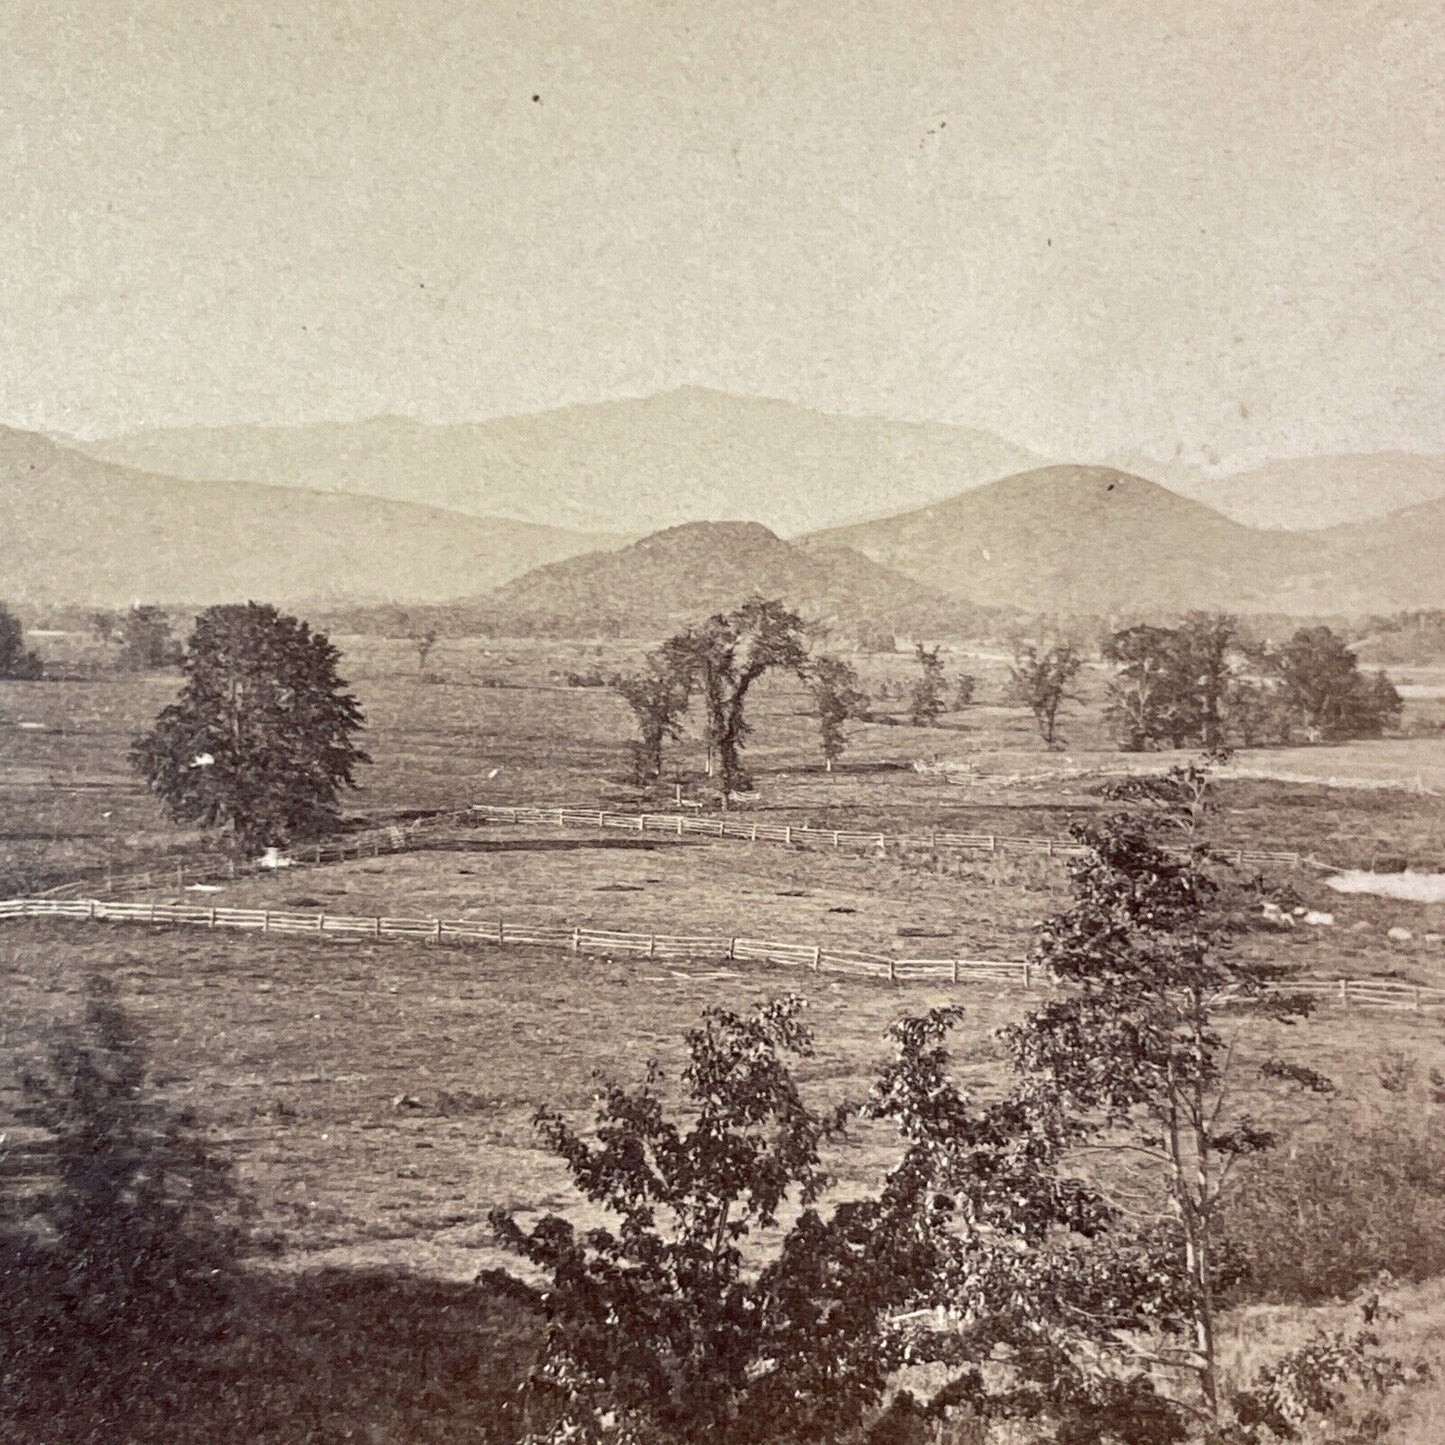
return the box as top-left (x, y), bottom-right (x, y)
top-left (5, 630), bottom-right (1445, 1439)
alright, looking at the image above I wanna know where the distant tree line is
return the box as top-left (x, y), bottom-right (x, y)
top-left (1101, 613), bottom-right (1400, 750)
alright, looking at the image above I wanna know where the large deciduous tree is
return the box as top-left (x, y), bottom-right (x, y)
top-left (611, 648), bottom-right (692, 787)
top-left (805, 654), bottom-right (868, 772)
top-left (131, 602), bottom-right (369, 854)
top-left (1273, 625), bottom-right (1401, 741)
top-left (907, 643), bottom-right (946, 727)
top-left (662, 597), bottom-right (809, 797)
top-left (120, 605), bottom-right (183, 671)
top-left (1005, 761), bottom-right (1331, 1426)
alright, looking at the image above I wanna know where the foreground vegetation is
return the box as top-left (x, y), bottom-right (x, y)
top-left (4, 608), bottom-right (1445, 1441)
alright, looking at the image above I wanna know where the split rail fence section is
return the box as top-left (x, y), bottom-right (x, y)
top-left (469, 804), bottom-right (1322, 870)
top-left (0, 896), bottom-right (1027, 986)
top-left (3, 897), bottom-right (1439, 1012)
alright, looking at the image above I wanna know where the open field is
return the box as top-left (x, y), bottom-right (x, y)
top-left (6, 918), bottom-right (1445, 1283)
top-left (5, 635), bottom-right (1445, 896)
top-left (6, 633), bottom-right (1445, 1441)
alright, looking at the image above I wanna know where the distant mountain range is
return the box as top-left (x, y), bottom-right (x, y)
top-left (66, 389), bottom-right (1445, 534)
top-left (0, 426), bottom-right (623, 607)
top-left (64, 389), bottom-right (1046, 537)
top-left (466, 467), bottom-right (1445, 633)
top-left (8, 391), bottom-right (1444, 625)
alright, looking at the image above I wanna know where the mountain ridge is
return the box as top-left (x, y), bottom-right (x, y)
top-left (0, 426), bottom-right (624, 607)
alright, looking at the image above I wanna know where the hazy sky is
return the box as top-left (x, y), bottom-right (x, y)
top-left (2, 0), bottom-right (1441, 470)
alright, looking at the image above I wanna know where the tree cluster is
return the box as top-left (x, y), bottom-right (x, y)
top-left (493, 760), bottom-right (1371, 1444)
top-left (1007, 640), bottom-right (1082, 745)
top-left (611, 597), bottom-right (869, 793)
top-left (1102, 616), bottom-right (1401, 750)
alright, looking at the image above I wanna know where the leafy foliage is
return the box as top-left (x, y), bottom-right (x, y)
top-left (611, 649), bottom-right (692, 786)
top-left (1004, 761), bottom-right (1330, 1424)
top-left (1231, 1305), bottom-right (1427, 1443)
top-left (0, 977), bottom-right (259, 1427)
top-left (806, 654), bottom-right (869, 770)
top-left (131, 601), bottom-right (370, 854)
top-left (490, 996), bottom-right (874, 1444)
top-left (908, 644), bottom-right (946, 727)
top-left (661, 596), bottom-right (810, 795)
top-left (120, 603), bottom-right (183, 670)
top-left (1007, 640), bottom-right (1082, 746)
top-left (1271, 627), bottom-right (1401, 741)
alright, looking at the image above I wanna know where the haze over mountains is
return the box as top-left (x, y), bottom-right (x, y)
top-left (69, 389), bottom-right (1445, 535)
top-left (8, 389), bottom-right (1444, 623)
top-left (0, 426), bottom-right (623, 607)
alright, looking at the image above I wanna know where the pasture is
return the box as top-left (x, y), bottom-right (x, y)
top-left (6, 631), bottom-right (1445, 1439)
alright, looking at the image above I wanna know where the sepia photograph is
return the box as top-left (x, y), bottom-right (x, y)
top-left (2, 2), bottom-right (1444, 1441)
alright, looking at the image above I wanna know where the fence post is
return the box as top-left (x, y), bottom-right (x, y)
top-left (1338, 978), bottom-right (1349, 1007)
top-left (209, 907), bottom-right (217, 929)
top-left (315, 844), bottom-right (322, 864)
top-left (812, 945), bottom-right (821, 972)
top-left (833, 831), bottom-right (840, 848)
top-left (676, 816), bottom-right (683, 836)
top-left (751, 822), bottom-right (758, 842)
top-left (262, 910), bottom-right (270, 933)
top-left (1022, 960), bottom-right (1032, 989)
top-left (497, 917), bottom-right (505, 944)
top-left (648, 935), bottom-right (656, 959)
top-left (888, 958), bottom-right (896, 984)
top-left (149, 899), bottom-right (157, 924)
top-left (87, 899), bottom-right (96, 919)
top-left (318, 912), bottom-right (326, 935)
top-left (434, 917), bottom-right (443, 946)
top-left (1414, 986), bottom-right (1422, 1011)
top-left (785, 826), bottom-right (792, 845)
top-left (1045, 840), bottom-right (1053, 858)
top-left (728, 937), bottom-right (736, 960)
top-left (374, 915), bottom-right (382, 937)
top-left (571, 927), bottom-right (581, 953)
top-left (988, 835), bottom-right (996, 852)
top-left (951, 958), bottom-right (959, 984)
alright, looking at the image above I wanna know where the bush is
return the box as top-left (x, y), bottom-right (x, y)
top-left (1220, 1089), bottom-right (1445, 1304)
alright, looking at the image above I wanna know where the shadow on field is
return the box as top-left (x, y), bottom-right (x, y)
top-left (2, 1265), bottom-right (542, 1445)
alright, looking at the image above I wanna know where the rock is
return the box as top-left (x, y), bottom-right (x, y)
top-left (1388, 927), bottom-right (1414, 943)
top-left (1302, 911), bottom-right (1335, 926)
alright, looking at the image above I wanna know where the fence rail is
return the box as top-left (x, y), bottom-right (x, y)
top-left (0, 895), bottom-right (1026, 988)
top-left (2, 895), bottom-right (1437, 1011)
top-left (468, 804), bottom-right (1322, 870)
top-left (19, 795), bottom-right (1325, 908)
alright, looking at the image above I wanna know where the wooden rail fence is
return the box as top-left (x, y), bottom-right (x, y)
top-left (0, 896), bottom-right (1027, 987)
top-left (3, 896), bottom-right (1439, 1011)
top-left (468, 804), bottom-right (1325, 870)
